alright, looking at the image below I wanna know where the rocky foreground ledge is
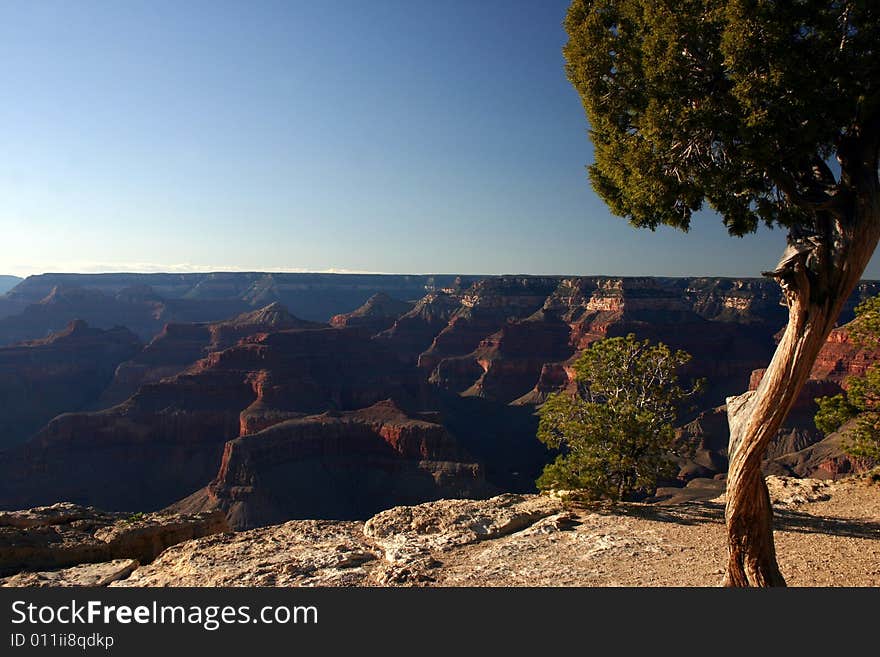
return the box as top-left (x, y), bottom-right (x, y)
top-left (2, 476), bottom-right (878, 587)
top-left (0, 504), bottom-right (228, 586)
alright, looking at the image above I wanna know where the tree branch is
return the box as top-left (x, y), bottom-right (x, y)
top-left (772, 168), bottom-right (837, 213)
top-left (839, 94), bottom-right (880, 196)
top-left (809, 157), bottom-right (838, 190)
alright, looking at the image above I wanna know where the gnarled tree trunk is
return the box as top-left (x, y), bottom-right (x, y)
top-left (723, 190), bottom-right (880, 587)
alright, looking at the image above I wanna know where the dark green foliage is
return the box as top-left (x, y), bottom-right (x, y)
top-left (814, 393), bottom-right (859, 435)
top-left (844, 295), bottom-right (880, 348)
top-left (536, 334), bottom-right (701, 500)
top-left (815, 296), bottom-right (880, 459)
top-left (564, 0), bottom-right (880, 235)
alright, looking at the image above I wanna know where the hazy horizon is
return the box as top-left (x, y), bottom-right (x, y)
top-left (3, 1), bottom-right (880, 280)
top-left (6, 268), bottom-right (880, 283)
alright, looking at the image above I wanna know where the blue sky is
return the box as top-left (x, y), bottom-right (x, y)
top-left (1, 0), bottom-right (876, 279)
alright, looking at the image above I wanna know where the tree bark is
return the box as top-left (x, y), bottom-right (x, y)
top-left (723, 193), bottom-right (880, 587)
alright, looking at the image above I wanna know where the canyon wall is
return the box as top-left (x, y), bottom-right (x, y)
top-left (175, 400), bottom-right (492, 529)
top-left (0, 325), bottom-right (431, 511)
top-left (0, 321), bottom-right (141, 448)
top-left (676, 319), bottom-right (880, 483)
top-left (0, 273), bottom-right (461, 339)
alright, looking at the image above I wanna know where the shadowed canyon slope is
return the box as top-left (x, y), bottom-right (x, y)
top-left (0, 284), bottom-right (248, 346)
top-left (173, 400), bottom-right (492, 529)
top-left (0, 320), bottom-right (141, 448)
top-left (0, 276), bottom-right (21, 295)
top-left (97, 302), bottom-right (322, 407)
top-left (0, 324), bottom-right (436, 512)
top-left (0, 273), bottom-right (462, 344)
top-left (330, 292), bottom-right (415, 334)
top-left (675, 319), bottom-right (880, 486)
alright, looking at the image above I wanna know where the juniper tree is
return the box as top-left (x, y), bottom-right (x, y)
top-left (536, 334), bottom-right (699, 501)
top-left (815, 295), bottom-right (880, 460)
top-left (564, 1), bottom-right (880, 585)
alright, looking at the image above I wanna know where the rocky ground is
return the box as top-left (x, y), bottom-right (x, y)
top-left (5, 475), bottom-right (873, 588)
top-left (0, 504), bottom-right (228, 585)
top-left (429, 476), bottom-right (880, 587)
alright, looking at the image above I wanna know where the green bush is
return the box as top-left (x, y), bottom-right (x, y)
top-left (536, 334), bottom-right (701, 501)
top-left (814, 296), bottom-right (880, 460)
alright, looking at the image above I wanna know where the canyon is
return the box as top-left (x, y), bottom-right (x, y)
top-left (673, 320), bottom-right (880, 486)
top-left (0, 273), bottom-right (461, 344)
top-left (0, 272), bottom-right (877, 536)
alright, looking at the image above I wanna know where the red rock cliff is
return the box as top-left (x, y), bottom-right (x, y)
top-left (174, 400), bottom-right (493, 529)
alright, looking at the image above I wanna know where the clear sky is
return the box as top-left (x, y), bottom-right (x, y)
top-left (1, 0), bottom-right (877, 279)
